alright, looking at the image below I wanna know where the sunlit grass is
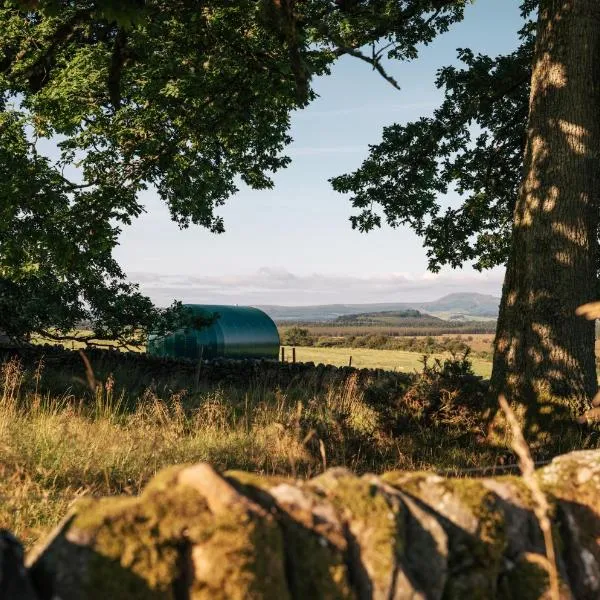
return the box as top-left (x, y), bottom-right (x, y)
top-left (282, 345), bottom-right (493, 378)
top-left (1, 350), bottom-right (596, 551)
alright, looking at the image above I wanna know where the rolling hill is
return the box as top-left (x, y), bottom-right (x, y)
top-left (257, 293), bottom-right (500, 322)
top-left (333, 310), bottom-right (447, 328)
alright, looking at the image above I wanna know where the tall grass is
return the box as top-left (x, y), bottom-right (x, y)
top-left (0, 356), bottom-right (401, 547)
top-left (0, 353), bottom-right (597, 550)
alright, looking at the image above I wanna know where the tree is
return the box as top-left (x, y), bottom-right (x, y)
top-left (491, 0), bottom-right (600, 414)
top-left (282, 326), bottom-right (314, 347)
top-left (0, 0), bottom-right (465, 345)
top-left (331, 2), bottom-right (536, 272)
top-left (331, 0), bottom-right (600, 418)
top-left (0, 0), bottom-right (310, 345)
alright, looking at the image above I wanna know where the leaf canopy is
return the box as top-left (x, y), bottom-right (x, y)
top-left (331, 0), bottom-right (536, 272)
top-left (0, 0), bottom-right (466, 342)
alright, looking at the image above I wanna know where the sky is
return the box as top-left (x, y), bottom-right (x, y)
top-left (114, 0), bottom-right (525, 307)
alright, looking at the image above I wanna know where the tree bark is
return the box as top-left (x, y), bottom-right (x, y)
top-left (490, 0), bottom-right (600, 417)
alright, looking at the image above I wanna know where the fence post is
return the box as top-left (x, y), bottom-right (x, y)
top-left (281, 346), bottom-right (285, 362)
top-left (292, 347), bottom-right (296, 364)
top-left (349, 355), bottom-right (352, 367)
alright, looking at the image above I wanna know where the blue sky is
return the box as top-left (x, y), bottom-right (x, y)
top-left (115, 0), bottom-right (525, 306)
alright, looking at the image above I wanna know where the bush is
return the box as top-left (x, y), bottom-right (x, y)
top-left (364, 334), bottom-right (389, 349)
top-left (402, 350), bottom-right (488, 427)
top-left (281, 327), bottom-right (314, 347)
top-left (315, 337), bottom-right (347, 347)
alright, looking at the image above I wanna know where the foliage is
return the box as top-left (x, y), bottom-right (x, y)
top-left (343, 333), bottom-right (471, 353)
top-left (283, 320), bottom-right (497, 339)
top-left (331, 0), bottom-right (538, 272)
top-left (0, 0), bottom-right (466, 342)
top-left (281, 326), bottom-right (315, 347)
top-left (334, 309), bottom-right (430, 325)
top-left (0, 1), bottom-right (306, 343)
top-left (399, 350), bottom-right (484, 419)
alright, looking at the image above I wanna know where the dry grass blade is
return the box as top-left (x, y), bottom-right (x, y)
top-left (498, 394), bottom-right (559, 600)
top-left (78, 350), bottom-right (98, 393)
top-left (318, 438), bottom-right (327, 472)
top-left (578, 406), bottom-right (600, 424)
top-left (574, 302), bottom-right (600, 416)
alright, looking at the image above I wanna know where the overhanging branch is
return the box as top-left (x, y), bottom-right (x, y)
top-left (334, 45), bottom-right (400, 90)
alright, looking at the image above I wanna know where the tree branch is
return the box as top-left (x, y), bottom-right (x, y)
top-left (108, 28), bottom-right (127, 110)
top-left (11, 10), bottom-right (92, 91)
top-left (37, 328), bottom-right (142, 350)
top-left (334, 46), bottom-right (400, 90)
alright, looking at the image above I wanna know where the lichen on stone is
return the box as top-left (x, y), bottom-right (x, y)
top-left (17, 450), bottom-right (600, 600)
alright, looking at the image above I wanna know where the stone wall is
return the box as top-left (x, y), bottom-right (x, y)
top-left (1, 450), bottom-right (599, 599)
top-left (0, 343), bottom-right (417, 394)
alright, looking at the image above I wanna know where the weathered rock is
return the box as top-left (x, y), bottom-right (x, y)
top-left (14, 450), bottom-right (600, 599)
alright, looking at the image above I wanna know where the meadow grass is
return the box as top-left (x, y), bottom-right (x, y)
top-left (282, 345), bottom-right (494, 377)
top-left (0, 350), bottom-right (597, 551)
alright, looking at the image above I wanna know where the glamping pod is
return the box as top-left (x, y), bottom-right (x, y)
top-left (147, 305), bottom-right (280, 361)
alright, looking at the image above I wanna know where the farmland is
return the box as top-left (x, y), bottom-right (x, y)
top-left (281, 344), bottom-right (493, 378)
top-left (277, 320), bottom-right (497, 339)
top-left (281, 331), bottom-right (600, 375)
top-left (3, 318), bottom-right (600, 563)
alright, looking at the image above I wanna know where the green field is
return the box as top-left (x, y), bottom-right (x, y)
top-left (282, 345), bottom-right (493, 378)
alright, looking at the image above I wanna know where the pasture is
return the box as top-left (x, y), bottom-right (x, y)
top-left (281, 344), bottom-right (493, 378)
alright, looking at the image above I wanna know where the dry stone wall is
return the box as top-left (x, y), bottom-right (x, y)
top-left (0, 343), bottom-right (416, 395)
top-left (0, 450), bottom-right (599, 599)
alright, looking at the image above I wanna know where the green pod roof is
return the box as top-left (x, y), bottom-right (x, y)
top-left (147, 304), bottom-right (280, 361)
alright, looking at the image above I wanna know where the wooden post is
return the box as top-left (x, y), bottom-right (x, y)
top-left (281, 346), bottom-right (285, 362)
top-left (292, 347), bottom-right (296, 364)
top-left (349, 355), bottom-right (352, 367)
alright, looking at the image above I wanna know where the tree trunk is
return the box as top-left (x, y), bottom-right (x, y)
top-left (490, 0), bottom-right (600, 417)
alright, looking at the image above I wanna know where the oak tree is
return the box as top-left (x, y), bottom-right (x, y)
top-left (0, 0), bottom-right (464, 345)
top-left (332, 0), bottom-right (600, 418)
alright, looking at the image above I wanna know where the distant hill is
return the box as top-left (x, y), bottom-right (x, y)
top-left (257, 293), bottom-right (500, 322)
top-left (417, 293), bottom-right (500, 318)
top-left (334, 310), bottom-right (446, 328)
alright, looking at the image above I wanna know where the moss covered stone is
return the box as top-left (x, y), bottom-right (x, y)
top-left (18, 450), bottom-right (600, 599)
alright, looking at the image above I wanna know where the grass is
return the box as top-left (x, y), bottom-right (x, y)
top-left (282, 345), bottom-right (493, 378)
top-left (0, 348), bottom-right (597, 552)
top-left (280, 322), bottom-right (497, 337)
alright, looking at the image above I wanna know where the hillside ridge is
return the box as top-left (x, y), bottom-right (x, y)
top-left (257, 292), bottom-right (500, 322)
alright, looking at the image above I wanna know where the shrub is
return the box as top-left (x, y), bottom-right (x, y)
top-left (315, 337), bottom-right (347, 347)
top-left (281, 327), bottom-right (314, 347)
top-left (364, 334), bottom-right (389, 349)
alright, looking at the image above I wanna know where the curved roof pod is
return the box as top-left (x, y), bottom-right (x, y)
top-left (147, 305), bottom-right (280, 361)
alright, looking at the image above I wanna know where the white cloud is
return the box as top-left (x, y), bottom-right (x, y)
top-left (129, 268), bottom-right (504, 307)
